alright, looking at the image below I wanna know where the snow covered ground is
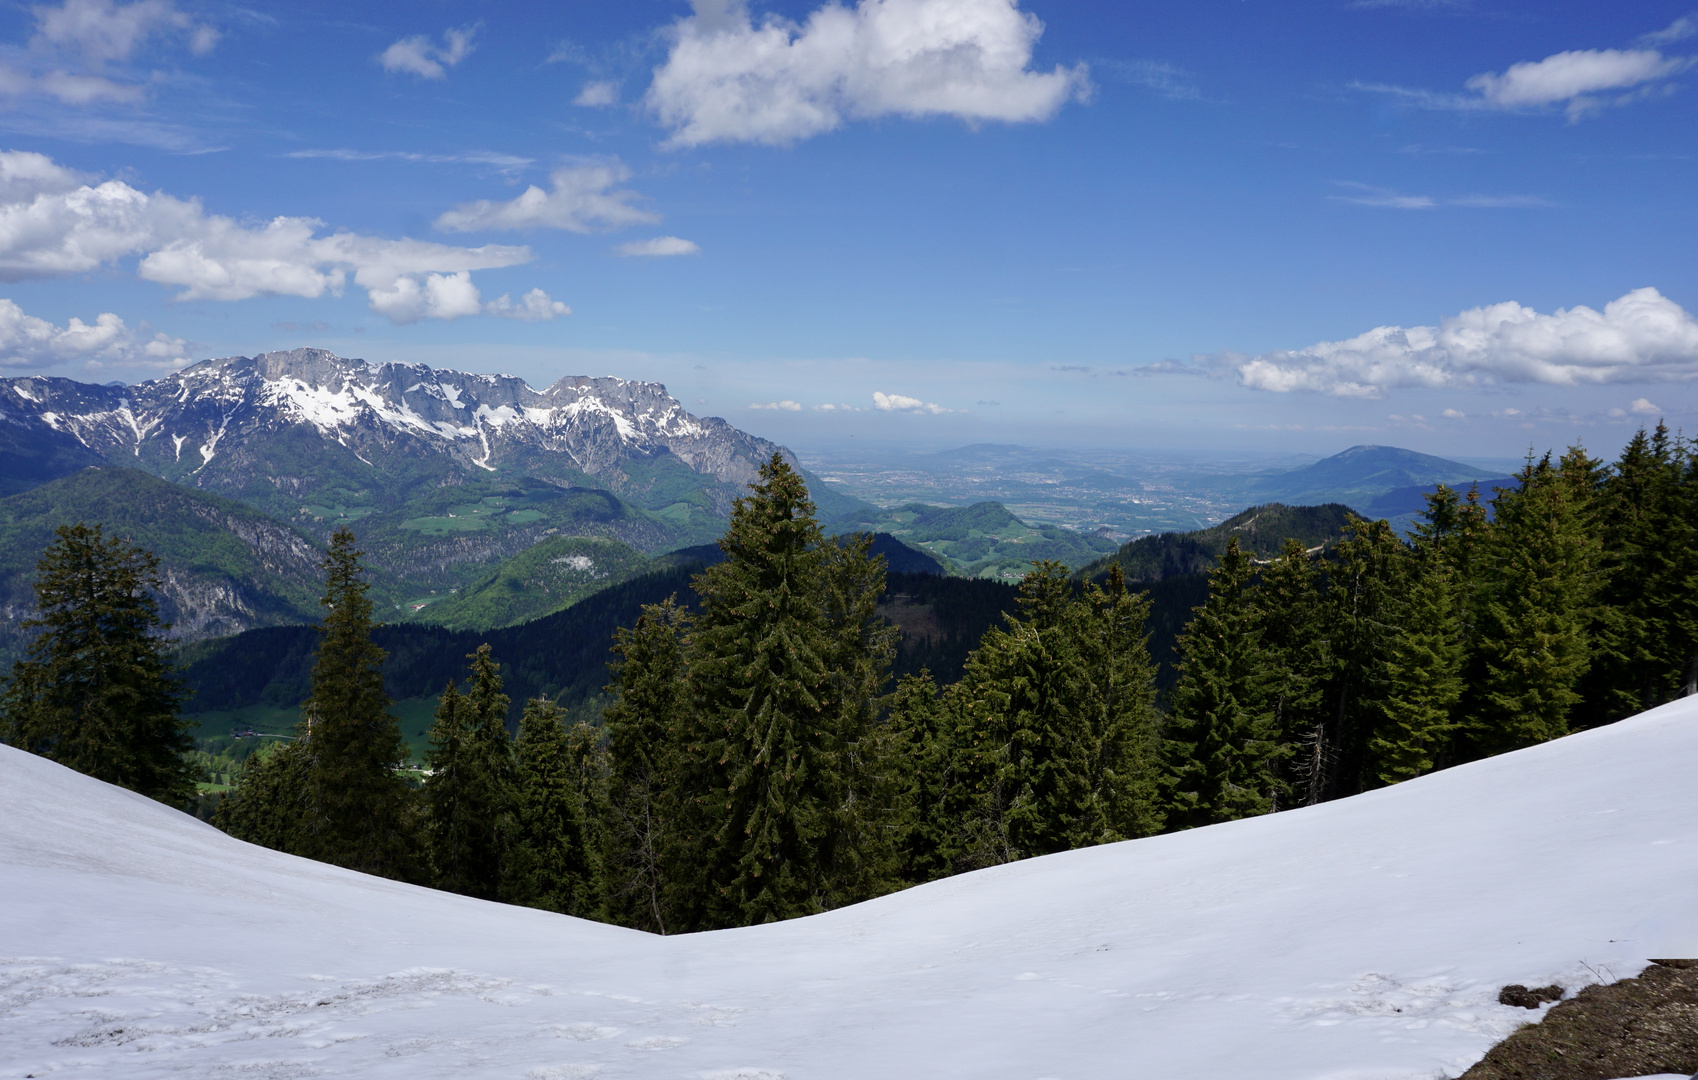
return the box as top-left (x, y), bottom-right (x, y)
top-left (4, 699), bottom-right (1697, 1080)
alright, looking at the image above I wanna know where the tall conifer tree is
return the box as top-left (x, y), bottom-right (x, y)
top-left (1162, 539), bottom-right (1282, 827)
top-left (1316, 516), bottom-right (1406, 798)
top-left (602, 597), bottom-right (692, 932)
top-left (686, 452), bottom-right (893, 927)
top-left (1254, 539), bottom-right (1333, 807)
top-left (1472, 451), bottom-right (1602, 755)
top-left (295, 528), bottom-right (419, 880)
top-left (951, 562), bottom-right (1099, 862)
top-left (507, 698), bottom-right (596, 915)
top-left (1580, 425), bottom-right (1692, 723)
top-left (1369, 556), bottom-right (1464, 784)
top-left (1076, 565), bottom-right (1163, 840)
top-left (1, 523), bottom-right (196, 807)
top-left (423, 681), bottom-right (477, 892)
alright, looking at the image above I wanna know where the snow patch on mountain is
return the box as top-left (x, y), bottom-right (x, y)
top-left (4, 696), bottom-right (1696, 1078)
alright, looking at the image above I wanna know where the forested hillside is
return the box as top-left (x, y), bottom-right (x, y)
top-left (1077, 502), bottom-right (1353, 583)
top-left (0, 467), bottom-right (324, 658)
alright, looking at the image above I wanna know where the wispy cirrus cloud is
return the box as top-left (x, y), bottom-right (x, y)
top-left (615, 236), bottom-right (700, 258)
top-left (1355, 40), bottom-right (1693, 121)
top-left (1329, 181), bottom-right (1554, 210)
top-left (286, 149), bottom-right (534, 173)
top-left (1639, 13), bottom-right (1698, 47)
top-left (1094, 59), bottom-right (1210, 102)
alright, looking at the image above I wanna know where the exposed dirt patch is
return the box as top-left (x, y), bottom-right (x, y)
top-left (1458, 960), bottom-right (1698, 1079)
top-left (1499, 984), bottom-right (1565, 1009)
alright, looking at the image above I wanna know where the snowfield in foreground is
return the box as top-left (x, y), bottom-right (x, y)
top-left (4, 701), bottom-right (1697, 1080)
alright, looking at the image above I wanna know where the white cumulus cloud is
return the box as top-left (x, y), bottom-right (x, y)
top-left (1227, 287), bottom-right (1698, 399)
top-left (750, 399), bottom-right (802, 410)
top-left (1629, 396), bottom-right (1663, 415)
top-left (873, 389), bottom-right (953, 413)
top-left (366, 271), bottom-right (483, 324)
top-left (0, 149), bottom-right (536, 325)
top-left (484, 288), bottom-right (570, 321)
top-left (615, 236), bottom-right (700, 258)
top-left (646, 0), bottom-right (1089, 147)
top-left (434, 161), bottom-right (659, 233)
top-left (0, 296), bottom-right (187, 371)
top-left (379, 26), bottom-right (477, 80)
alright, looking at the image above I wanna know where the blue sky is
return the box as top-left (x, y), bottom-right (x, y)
top-left (0, 0), bottom-right (1693, 460)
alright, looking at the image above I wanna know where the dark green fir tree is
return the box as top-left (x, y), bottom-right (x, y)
top-left (602, 597), bottom-right (692, 932)
top-left (1472, 451), bottom-right (1601, 755)
top-left (294, 528), bottom-right (420, 880)
top-left (686, 452), bottom-right (893, 927)
top-left (1252, 539), bottom-right (1332, 807)
top-left (1, 523), bottom-right (197, 807)
top-left (1579, 424), bottom-right (1692, 723)
top-left (1316, 516), bottom-right (1407, 798)
top-left (1369, 556), bottom-right (1464, 784)
top-left (507, 697), bottom-right (596, 915)
top-left (1075, 565), bottom-right (1163, 841)
top-left (1162, 538), bottom-right (1282, 827)
top-left (424, 645), bottom-right (517, 899)
top-left (950, 562), bottom-right (1098, 863)
top-left (423, 681), bottom-right (476, 893)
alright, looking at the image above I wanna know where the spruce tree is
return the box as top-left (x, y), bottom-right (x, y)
top-left (1471, 451), bottom-right (1602, 755)
top-left (602, 598), bottom-right (692, 932)
top-left (1, 523), bottom-right (197, 807)
top-left (686, 452), bottom-right (893, 927)
top-left (1162, 538), bottom-right (1282, 827)
top-left (423, 681), bottom-right (478, 893)
top-left (294, 528), bottom-right (419, 880)
top-left (1076, 565), bottom-right (1163, 840)
top-left (1369, 556), bottom-right (1464, 784)
top-left (951, 562), bottom-right (1099, 861)
top-left (1580, 425), bottom-right (1691, 723)
top-left (1254, 539), bottom-right (1333, 807)
top-left (456, 645), bottom-right (518, 899)
top-left (507, 698), bottom-right (595, 915)
top-left (213, 738), bottom-right (310, 850)
top-left (1316, 516), bottom-right (1407, 798)
top-left (884, 671), bottom-right (960, 883)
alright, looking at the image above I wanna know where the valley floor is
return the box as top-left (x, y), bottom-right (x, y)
top-left (4, 700), bottom-right (1697, 1079)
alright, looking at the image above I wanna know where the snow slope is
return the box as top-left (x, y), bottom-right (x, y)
top-left (4, 699), bottom-right (1697, 1080)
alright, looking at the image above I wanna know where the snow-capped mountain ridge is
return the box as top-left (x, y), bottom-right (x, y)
top-left (0, 348), bottom-right (781, 518)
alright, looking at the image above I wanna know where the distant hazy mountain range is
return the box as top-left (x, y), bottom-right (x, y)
top-left (0, 350), bottom-right (1521, 663)
top-left (1220, 444), bottom-right (1515, 514)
